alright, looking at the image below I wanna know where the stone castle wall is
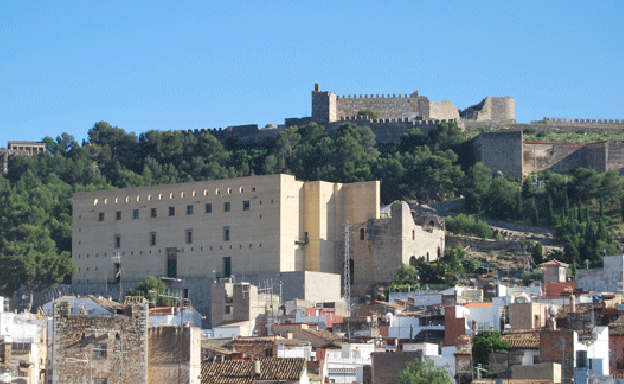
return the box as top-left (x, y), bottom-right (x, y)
top-left (334, 92), bottom-right (420, 121)
top-left (522, 142), bottom-right (586, 176)
top-left (461, 97), bottom-right (515, 122)
top-left (472, 131), bottom-right (524, 178)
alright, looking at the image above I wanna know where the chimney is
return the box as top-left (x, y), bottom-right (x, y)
top-left (570, 295), bottom-right (576, 313)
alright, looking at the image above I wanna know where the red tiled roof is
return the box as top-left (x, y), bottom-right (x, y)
top-left (201, 358), bottom-right (305, 384)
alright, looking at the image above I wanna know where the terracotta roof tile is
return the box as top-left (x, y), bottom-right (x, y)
top-left (503, 329), bottom-right (540, 349)
top-left (201, 358), bottom-right (305, 384)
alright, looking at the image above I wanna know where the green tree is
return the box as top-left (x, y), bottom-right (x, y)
top-left (394, 357), bottom-right (452, 384)
top-left (472, 330), bottom-right (509, 373)
top-left (393, 264), bottom-right (419, 284)
top-left (357, 109), bottom-right (379, 119)
top-left (532, 242), bottom-right (544, 265)
top-left (126, 276), bottom-right (178, 307)
top-left (0, 225), bottom-right (73, 311)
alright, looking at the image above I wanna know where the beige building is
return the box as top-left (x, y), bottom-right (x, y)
top-left (72, 174), bottom-right (379, 284)
top-left (1, 141), bottom-right (46, 175)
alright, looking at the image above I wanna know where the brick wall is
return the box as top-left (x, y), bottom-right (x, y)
top-left (371, 351), bottom-right (421, 384)
top-left (444, 306), bottom-right (466, 346)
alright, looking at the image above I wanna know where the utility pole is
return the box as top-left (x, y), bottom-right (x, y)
top-left (344, 223), bottom-right (350, 314)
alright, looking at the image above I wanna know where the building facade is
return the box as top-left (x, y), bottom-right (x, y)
top-left (72, 174), bottom-right (379, 284)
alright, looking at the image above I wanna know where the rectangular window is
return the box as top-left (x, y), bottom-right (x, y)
top-left (116, 211), bottom-right (121, 221)
top-left (150, 232), bottom-right (157, 246)
top-left (169, 207), bottom-right (175, 216)
top-left (151, 208), bottom-right (157, 218)
top-left (114, 234), bottom-right (121, 249)
top-left (205, 203), bottom-right (212, 214)
top-left (93, 343), bottom-right (107, 359)
top-left (186, 229), bottom-right (193, 244)
top-left (187, 205), bottom-right (194, 215)
top-left (99, 212), bottom-right (105, 221)
top-left (133, 209), bottom-right (139, 219)
top-left (242, 200), bottom-right (250, 211)
top-left (224, 202), bottom-right (230, 212)
top-left (223, 226), bottom-right (230, 241)
top-left (94, 379), bottom-right (107, 384)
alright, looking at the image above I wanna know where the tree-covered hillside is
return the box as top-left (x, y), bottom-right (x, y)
top-left (1, 120), bottom-right (623, 296)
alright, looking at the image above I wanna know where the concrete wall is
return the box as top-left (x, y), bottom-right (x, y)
top-left (370, 352), bottom-right (421, 384)
top-left (148, 326), bottom-right (201, 384)
top-left (472, 131), bottom-right (524, 178)
top-left (576, 256), bottom-right (624, 292)
top-left (511, 362), bottom-right (561, 383)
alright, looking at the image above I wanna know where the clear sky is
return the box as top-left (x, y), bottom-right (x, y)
top-left (1, 1), bottom-right (623, 146)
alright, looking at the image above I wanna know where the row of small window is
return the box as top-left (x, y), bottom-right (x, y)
top-left (93, 186), bottom-right (258, 206)
top-left (77, 241), bottom-right (262, 263)
top-left (98, 201), bottom-right (251, 221)
top-left (113, 227), bottom-right (230, 248)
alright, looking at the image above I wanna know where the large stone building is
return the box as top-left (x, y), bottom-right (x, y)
top-left (72, 174), bottom-right (379, 284)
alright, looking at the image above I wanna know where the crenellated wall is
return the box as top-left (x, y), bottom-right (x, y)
top-left (335, 92), bottom-right (421, 121)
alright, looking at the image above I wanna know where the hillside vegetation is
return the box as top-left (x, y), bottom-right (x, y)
top-left (0, 121), bottom-right (623, 295)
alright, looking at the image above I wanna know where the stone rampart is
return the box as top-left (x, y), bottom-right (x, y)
top-left (329, 117), bottom-right (460, 144)
top-left (464, 120), bottom-right (624, 133)
top-left (472, 131), bottom-right (524, 178)
top-left (522, 142), bottom-right (586, 176)
top-left (607, 139), bottom-right (624, 173)
top-left (335, 92), bottom-right (420, 121)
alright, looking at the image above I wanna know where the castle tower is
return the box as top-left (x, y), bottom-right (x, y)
top-left (311, 83), bottom-right (337, 124)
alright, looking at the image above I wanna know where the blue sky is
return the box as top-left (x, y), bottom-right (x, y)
top-left (1, 1), bottom-right (623, 146)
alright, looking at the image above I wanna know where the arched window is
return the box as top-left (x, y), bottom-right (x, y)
top-left (360, 228), bottom-right (365, 240)
top-left (409, 256), bottom-right (417, 267)
top-left (426, 252), bottom-right (430, 262)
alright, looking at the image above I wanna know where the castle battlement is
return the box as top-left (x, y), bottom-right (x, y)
top-left (336, 93), bottom-right (417, 99)
top-left (338, 116), bottom-right (457, 126)
top-left (544, 117), bottom-right (623, 124)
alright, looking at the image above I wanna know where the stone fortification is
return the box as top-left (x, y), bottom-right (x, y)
top-left (329, 116), bottom-right (460, 144)
top-left (335, 92), bottom-right (420, 121)
top-left (311, 83), bottom-right (460, 124)
top-left (472, 131), bottom-right (524, 179)
top-left (474, 132), bottom-right (624, 178)
top-left (460, 96), bottom-right (515, 122)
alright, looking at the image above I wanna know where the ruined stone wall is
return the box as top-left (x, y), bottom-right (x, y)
top-left (420, 98), bottom-right (461, 121)
top-left (460, 97), bottom-right (515, 122)
top-left (334, 92), bottom-right (421, 121)
top-left (522, 142), bottom-right (585, 176)
top-left (52, 302), bottom-right (148, 384)
top-left (472, 131), bottom-right (524, 179)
